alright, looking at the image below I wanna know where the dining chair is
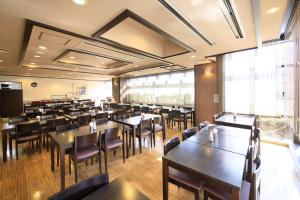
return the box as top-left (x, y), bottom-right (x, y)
top-left (164, 137), bottom-right (204, 200)
top-left (69, 133), bottom-right (101, 183)
top-left (95, 112), bottom-right (108, 120)
top-left (142, 106), bottom-right (150, 113)
top-left (160, 108), bottom-right (172, 127)
top-left (14, 121), bottom-right (42, 159)
top-left (132, 111), bottom-right (142, 116)
top-left (134, 118), bottom-right (153, 153)
top-left (101, 127), bottom-right (125, 172)
top-left (95, 118), bottom-right (107, 125)
top-left (8, 116), bottom-right (29, 155)
top-left (182, 127), bottom-right (198, 141)
top-left (199, 121), bottom-right (209, 130)
top-left (203, 157), bottom-right (262, 200)
top-left (152, 116), bottom-right (166, 145)
top-left (172, 110), bottom-right (185, 131)
top-left (44, 117), bottom-right (66, 151)
top-left (77, 114), bottom-right (91, 126)
top-left (246, 138), bottom-right (259, 181)
top-left (47, 173), bottom-right (109, 200)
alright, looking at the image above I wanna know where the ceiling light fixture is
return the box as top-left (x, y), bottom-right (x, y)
top-left (38, 46), bottom-right (47, 50)
top-left (34, 55), bottom-right (41, 58)
top-left (0, 59), bottom-right (3, 63)
top-left (69, 56), bottom-right (75, 59)
top-left (191, 55), bottom-right (196, 58)
top-left (28, 69), bottom-right (33, 71)
top-left (30, 62), bottom-right (36, 65)
top-left (26, 72), bottom-right (30, 75)
top-left (72, 0), bottom-right (88, 5)
top-left (36, 51), bottom-right (44, 54)
top-left (267, 7), bottom-right (280, 14)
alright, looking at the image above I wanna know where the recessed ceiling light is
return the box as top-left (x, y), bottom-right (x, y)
top-left (36, 51), bottom-right (44, 55)
top-left (191, 55), bottom-right (196, 58)
top-left (267, 7), bottom-right (280, 14)
top-left (34, 55), bottom-right (41, 58)
top-left (0, 59), bottom-right (3, 63)
top-left (30, 62), bottom-right (36, 65)
top-left (69, 56), bottom-right (75, 59)
top-left (72, 0), bottom-right (88, 5)
top-left (38, 46), bottom-right (47, 50)
top-left (26, 72), bottom-right (30, 75)
top-left (28, 69), bottom-right (33, 71)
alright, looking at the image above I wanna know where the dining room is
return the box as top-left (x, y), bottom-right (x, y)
top-left (1, 0), bottom-right (300, 200)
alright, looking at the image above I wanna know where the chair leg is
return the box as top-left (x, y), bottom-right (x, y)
top-left (98, 152), bottom-right (102, 174)
top-left (15, 141), bottom-right (19, 160)
top-left (74, 160), bottom-right (78, 183)
top-left (139, 136), bottom-right (142, 154)
top-left (9, 137), bottom-right (13, 155)
top-left (104, 150), bottom-right (108, 172)
top-left (122, 142), bottom-right (125, 164)
top-left (39, 135), bottom-right (42, 153)
top-left (204, 190), bottom-right (209, 200)
top-left (56, 148), bottom-right (60, 167)
top-left (195, 191), bottom-right (200, 200)
top-left (68, 155), bottom-right (71, 175)
top-left (153, 132), bottom-right (156, 147)
top-left (150, 135), bottom-right (152, 148)
top-left (46, 134), bottom-right (49, 152)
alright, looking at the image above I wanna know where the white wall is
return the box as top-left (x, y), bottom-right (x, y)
top-left (0, 75), bottom-right (112, 102)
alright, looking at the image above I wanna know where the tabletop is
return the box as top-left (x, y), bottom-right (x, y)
top-left (49, 121), bottom-right (121, 149)
top-left (82, 177), bottom-right (150, 200)
top-left (113, 114), bottom-right (160, 127)
top-left (163, 140), bottom-right (246, 190)
top-left (187, 125), bottom-right (251, 156)
top-left (215, 114), bottom-right (256, 128)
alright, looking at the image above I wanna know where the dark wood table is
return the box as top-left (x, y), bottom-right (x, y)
top-left (215, 113), bottom-right (256, 129)
top-left (112, 114), bottom-right (160, 157)
top-left (187, 125), bottom-right (251, 156)
top-left (163, 140), bottom-right (247, 200)
top-left (64, 113), bottom-right (91, 122)
top-left (1, 116), bottom-right (65, 162)
top-left (82, 177), bottom-right (150, 200)
top-left (50, 121), bottom-right (121, 190)
top-left (164, 107), bottom-right (195, 130)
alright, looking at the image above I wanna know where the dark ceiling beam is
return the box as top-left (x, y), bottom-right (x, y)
top-left (279, 0), bottom-right (299, 40)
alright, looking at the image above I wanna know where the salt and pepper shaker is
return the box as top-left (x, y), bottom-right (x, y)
top-left (233, 112), bottom-right (237, 120)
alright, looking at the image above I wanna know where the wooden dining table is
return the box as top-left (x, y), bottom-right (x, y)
top-left (82, 177), bottom-right (150, 200)
top-left (162, 125), bottom-right (250, 200)
top-left (1, 116), bottom-right (65, 162)
top-left (215, 113), bottom-right (256, 129)
top-left (49, 121), bottom-right (122, 191)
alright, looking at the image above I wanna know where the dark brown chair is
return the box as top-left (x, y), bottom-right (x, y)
top-left (172, 110), bottom-right (185, 131)
top-left (132, 111), bottom-right (141, 117)
top-left (203, 157), bottom-right (261, 200)
top-left (69, 133), bottom-right (101, 182)
top-left (160, 108), bottom-right (172, 127)
top-left (246, 138), bottom-right (259, 181)
top-left (95, 112), bottom-right (108, 119)
top-left (14, 121), bottom-right (42, 159)
top-left (95, 118), bottom-right (107, 125)
top-left (44, 117), bottom-right (66, 150)
top-left (101, 127), bottom-right (125, 172)
top-left (8, 116), bottom-right (29, 155)
top-left (142, 106), bottom-right (150, 113)
top-left (134, 118), bottom-right (153, 154)
top-left (182, 127), bottom-right (198, 141)
top-left (47, 173), bottom-right (109, 200)
top-left (164, 137), bottom-right (204, 200)
top-left (152, 116), bottom-right (166, 145)
top-left (77, 114), bottom-right (91, 126)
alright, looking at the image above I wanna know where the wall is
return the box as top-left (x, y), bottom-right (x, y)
top-left (112, 77), bottom-right (120, 102)
top-left (194, 61), bottom-right (222, 124)
top-left (0, 75), bottom-right (111, 102)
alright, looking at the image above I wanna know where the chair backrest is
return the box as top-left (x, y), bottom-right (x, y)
top-left (47, 173), bottom-right (109, 200)
top-left (160, 108), bottom-right (169, 115)
top-left (172, 110), bottom-right (181, 118)
top-left (183, 106), bottom-right (192, 110)
top-left (39, 114), bottom-right (56, 120)
top-left (74, 133), bottom-right (98, 150)
top-left (9, 116), bottom-right (28, 124)
top-left (164, 137), bottom-right (180, 154)
top-left (153, 116), bottom-right (161, 125)
top-left (133, 106), bottom-right (141, 111)
top-left (95, 112), bottom-right (108, 119)
top-left (182, 127), bottom-right (197, 141)
top-left (47, 118), bottom-right (66, 131)
top-left (142, 106), bottom-right (149, 113)
top-left (132, 111), bottom-right (141, 117)
top-left (102, 127), bottom-right (120, 146)
top-left (16, 121), bottom-right (40, 136)
top-left (251, 156), bottom-right (262, 200)
top-left (199, 121), bottom-right (209, 130)
top-left (77, 115), bottom-right (91, 126)
top-left (95, 118), bottom-right (107, 125)
top-left (56, 123), bottom-right (79, 133)
top-left (70, 111), bottom-right (82, 116)
top-left (140, 118), bottom-right (152, 130)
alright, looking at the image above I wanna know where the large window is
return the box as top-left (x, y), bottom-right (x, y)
top-left (122, 70), bottom-right (194, 106)
top-left (224, 41), bottom-right (293, 116)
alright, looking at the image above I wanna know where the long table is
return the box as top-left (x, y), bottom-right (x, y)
top-left (215, 113), bottom-right (256, 129)
top-left (162, 125), bottom-right (251, 200)
top-left (50, 121), bottom-right (121, 190)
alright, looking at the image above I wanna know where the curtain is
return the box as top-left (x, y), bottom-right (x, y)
top-left (224, 42), bottom-right (293, 117)
top-left (123, 70), bottom-right (194, 106)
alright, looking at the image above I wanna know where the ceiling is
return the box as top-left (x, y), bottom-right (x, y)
top-left (0, 0), bottom-right (289, 80)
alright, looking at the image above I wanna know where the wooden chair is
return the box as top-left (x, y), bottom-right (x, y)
top-left (203, 157), bottom-right (262, 200)
top-left (164, 137), bottom-right (204, 200)
top-left (8, 116), bottom-right (29, 155)
top-left (14, 121), bottom-right (42, 159)
top-left (44, 117), bottom-right (66, 151)
top-left (172, 110), bottom-right (185, 131)
top-left (47, 173), bottom-right (109, 200)
top-left (101, 127), bottom-right (125, 172)
top-left (69, 133), bottom-right (101, 183)
top-left (135, 118), bottom-right (153, 153)
top-left (152, 116), bottom-right (166, 145)
top-left (182, 127), bottom-right (198, 141)
top-left (77, 114), bottom-right (91, 126)
top-left (160, 108), bottom-right (172, 127)
top-left (132, 111), bottom-right (141, 116)
top-left (95, 112), bottom-right (108, 120)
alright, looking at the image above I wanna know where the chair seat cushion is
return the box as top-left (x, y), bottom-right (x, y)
top-left (136, 128), bottom-right (152, 137)
top-left (16, 134), bottom-right (39, 143)
top-left (104, 139), bottom-right (122, 151)
top-left (204, 181), bottom-right (250, 200)
top-left (154, 124), bottom-right (163, 132)
top-left (169, 167), bottom-right (204, 190)
top-left (71, 146), bottom-right (99, 161)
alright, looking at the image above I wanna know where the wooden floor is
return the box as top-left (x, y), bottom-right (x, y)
top-left (0, 121), bottom-right (300, 200)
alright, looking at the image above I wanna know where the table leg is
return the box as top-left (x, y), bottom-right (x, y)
top-left (98, 131), bottom-right (102, 174)
top-left (184, 113), bottom-right (188, 130)
top-left (193, 111), bottom-right (196, 127)
top-left (2, 131), bottom-right (7, 162)
top-left (50, 137), bottom-right (55, 172)
top-left (132, 125), bottom-right (136, 156)
top-left (162, 158), bottom-right (169, 200)
top-left (59, 147), bottom-right (65, 191)
top-left (231, 188), bottom-right (240, 200)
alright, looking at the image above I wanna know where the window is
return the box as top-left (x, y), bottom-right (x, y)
top-left (123, 70), bottom-right (194, 106)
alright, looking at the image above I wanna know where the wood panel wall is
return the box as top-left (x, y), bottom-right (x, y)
top-left (194, 60), bottom-right (222, 124)
top-left (112, 78), bottom-right (120, 102)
